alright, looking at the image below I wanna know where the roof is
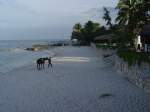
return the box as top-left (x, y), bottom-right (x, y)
top-left (94, 34), bottom-right (114, 41)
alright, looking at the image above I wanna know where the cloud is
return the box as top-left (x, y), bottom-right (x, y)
top-left (0, 0), bottom-right (119, 39)
top-left (82, 7), bottom-right (118, 25)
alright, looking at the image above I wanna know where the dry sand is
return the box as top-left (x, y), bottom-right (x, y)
top-left (0, 46), bottom-right (150, 112)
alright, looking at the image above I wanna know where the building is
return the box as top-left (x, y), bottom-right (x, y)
top-left (94, 34), bottom-right (114, 43)
top-left (141, 25), bottom-right (150, 52)
top-left (146, 0), bottom-right (150, 22)
top-left (136, 1), bottom-right (150, 52)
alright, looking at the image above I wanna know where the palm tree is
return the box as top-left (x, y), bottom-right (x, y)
top-left (82, 21), bottom-right (101, 43)
top-left (73, 23), bottom-right (82, 32)
top-left (71, 23), bottom-right (83, 41)
top-left (116, 0), bottom-right (145, 31)
top-left (103, 7), bottom-right (112, 29)
top-left (71, 21), bottom-right (101, 44)
top-left (115, 0), bottom-right (147, 48)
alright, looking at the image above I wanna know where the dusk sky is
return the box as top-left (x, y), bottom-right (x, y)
top-left (0, 0), bottom-right (118, 40)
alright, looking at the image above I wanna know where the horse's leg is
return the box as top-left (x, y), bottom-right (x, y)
top-left (37, 63), bottom-right (39, 70)
top-left (43, 63), bottom-right (44, 69)
top-left (48, 63), bottom-right (49, 68)
top-left (41, 63), bottom-right (42, 70)
top-left (41, 63), bottom-right (43, 69)
top-left (44, 61), bottom-right (45, 69)
top-left (38, 63), bottom-right (41, 70)
top-left (39, 63), bottom-right (41, 70)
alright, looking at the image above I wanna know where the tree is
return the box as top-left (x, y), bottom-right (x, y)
top-left (82, 21), bottom-right (100, 44)
top-left (71, 23), bottom-right (83, 41)
top-left (114, 26), bottom-right (135, 48)
top-left (71, 21), bottom-right (101, 44)
top-left (73, 23), bottom-right (82, 32)
top-left (115, 0), bottom-right (147, 48)
top-left (116, 0), bottom-right (145, 32)
top-left (103, 7), bottom-right (112, 29)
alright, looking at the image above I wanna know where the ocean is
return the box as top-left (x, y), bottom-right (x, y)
top-left (0, 39), bottom-right (67, 73)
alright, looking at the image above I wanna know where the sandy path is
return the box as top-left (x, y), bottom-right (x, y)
top-left (0, 46), bottom-right (150, 112)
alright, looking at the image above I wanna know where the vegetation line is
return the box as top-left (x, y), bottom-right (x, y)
top-left (71, 0), bottom-right (150, 66)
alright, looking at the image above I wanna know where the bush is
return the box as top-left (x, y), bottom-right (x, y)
top-left (96, 43), bottom-right (117, 49)
top-left (117, 50), bottom-right (150, 66)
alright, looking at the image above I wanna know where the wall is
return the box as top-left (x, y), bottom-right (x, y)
top-left (91, 43), bottom-right (150, 92)
top-left (114, 55), bottom-right (150, 92)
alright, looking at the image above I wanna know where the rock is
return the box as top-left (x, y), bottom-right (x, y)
top-left (25, 48), bottom-right (35, 51)
top-left (98, 93), bottom-right (114, 99)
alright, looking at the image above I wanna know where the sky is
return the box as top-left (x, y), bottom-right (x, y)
top-left (0, 0), bottom-right (118, 40)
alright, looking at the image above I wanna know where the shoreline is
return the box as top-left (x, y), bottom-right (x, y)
top-left (0, 47), bottom-right (58, 74)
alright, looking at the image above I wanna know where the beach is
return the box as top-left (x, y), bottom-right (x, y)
top-left (0, 46), bottom-right (150, 112)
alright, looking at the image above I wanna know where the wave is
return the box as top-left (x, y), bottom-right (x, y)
top-left (0, 48), bottom-right (26, 53)
top-left (10, 48), bottom-right (26, 52)
top-left (0, 40), bottom-right (58, 73)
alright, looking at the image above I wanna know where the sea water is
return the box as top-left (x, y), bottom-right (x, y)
top-left (0, 39), bottom-right (64, 73)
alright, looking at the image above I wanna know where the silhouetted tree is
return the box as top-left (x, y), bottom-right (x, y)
top-left (71, 23), bottom-right (83, 41)
top-left (71, 21), bottom-right (102, 44)
top-left (115, 0), bottom-right (148, 48)
top-left (103, 7), bottom-right (112, 29)
top-left (82, 21), bottom-right (100, 44)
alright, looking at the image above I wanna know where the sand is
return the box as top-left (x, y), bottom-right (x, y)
top-left (0, 46), bottom-right (150, 112)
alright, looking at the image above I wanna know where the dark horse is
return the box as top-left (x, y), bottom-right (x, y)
top-left (37, 57), bottom-right (52, 70)
top-left (37, 58), bottom-right (45, 70)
